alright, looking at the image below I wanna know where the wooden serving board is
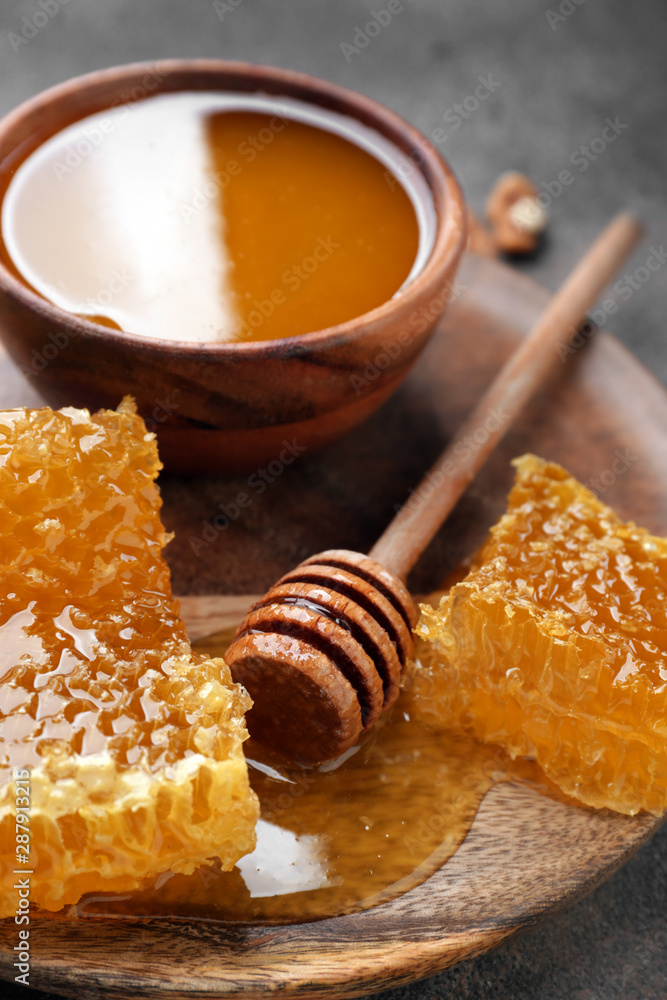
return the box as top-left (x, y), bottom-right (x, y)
top-left (0, 253), bottom-right (665, 999)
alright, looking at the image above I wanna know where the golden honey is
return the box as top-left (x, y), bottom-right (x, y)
top-left (418, 454), bottom-right (667, 817)
top-left (0, 400), bottom-right (258, 918)
top-left (0, 93), bottom-right (425, 343)
top-left (66, 622), bottom-right (554, 924)
top-left (4, 425), bottom-right (664, 926)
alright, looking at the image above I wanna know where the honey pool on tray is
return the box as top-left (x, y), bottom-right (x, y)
top-left (1, 400), bottom-right (665, 929)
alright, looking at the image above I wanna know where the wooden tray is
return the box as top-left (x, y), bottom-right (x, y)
top-left (0, 253), bottom-right (665, 999)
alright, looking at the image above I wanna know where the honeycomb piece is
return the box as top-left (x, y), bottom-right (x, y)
top-left (0, 399), bottom-right (258, 916)
top-left (416, 454), bottom-right (667, 816)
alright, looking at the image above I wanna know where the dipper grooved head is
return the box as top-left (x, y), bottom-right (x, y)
top-left (225, 550), bottom-right (417, 764)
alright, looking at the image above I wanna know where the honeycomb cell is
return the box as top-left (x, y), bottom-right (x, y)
top-left (0, 399), bottom-right (258, 916)
top-left (417, 454), bottom-right (667, 816)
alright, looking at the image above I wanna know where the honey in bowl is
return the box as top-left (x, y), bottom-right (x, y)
top-left (0, 92), bottom-right (432, 343)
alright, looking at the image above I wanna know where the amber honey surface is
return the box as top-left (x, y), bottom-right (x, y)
top-left (418, 454), bottom-right (667, 817)
top-left (0, 400), bottom-right (258, 918)
top-left (5, 429), bottom-right (659, 927)
top-left (65, 623), bottom-right (553, 925)
top-left (0, 92), bottom-right (423, 343)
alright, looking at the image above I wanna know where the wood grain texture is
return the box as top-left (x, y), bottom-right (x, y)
top-left (0, 252), bottom-right (665, 998)
top-left (224, 551), bottom-right (416, 761)
top-left (370, 213), bottom-right (642, 578)
top-left (0, 59), bottom-right (466, 474)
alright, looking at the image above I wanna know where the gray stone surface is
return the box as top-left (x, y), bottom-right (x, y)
top-left (0, 2), bottom-right (665, 998)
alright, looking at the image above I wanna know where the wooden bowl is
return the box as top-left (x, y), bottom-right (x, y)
top-left (0, 59), bottom-right (466, 474)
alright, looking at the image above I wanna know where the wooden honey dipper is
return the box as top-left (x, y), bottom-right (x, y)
top-left (225, 213), bottom-right (642, 764)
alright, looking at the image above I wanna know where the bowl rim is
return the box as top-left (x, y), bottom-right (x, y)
top-left (0, 58), bottom-right (467, 359)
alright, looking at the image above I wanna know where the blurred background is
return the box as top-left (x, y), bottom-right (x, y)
top-left (1, 0), bottom-right (666, 381)
top-left (0, 3), bottom-right (665, 1000)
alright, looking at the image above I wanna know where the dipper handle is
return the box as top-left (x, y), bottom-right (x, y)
top-left (370, 212), bottom-right (643, 580)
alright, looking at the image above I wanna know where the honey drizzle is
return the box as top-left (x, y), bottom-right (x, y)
top-left (65, 623), bottom-right (558, 925)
